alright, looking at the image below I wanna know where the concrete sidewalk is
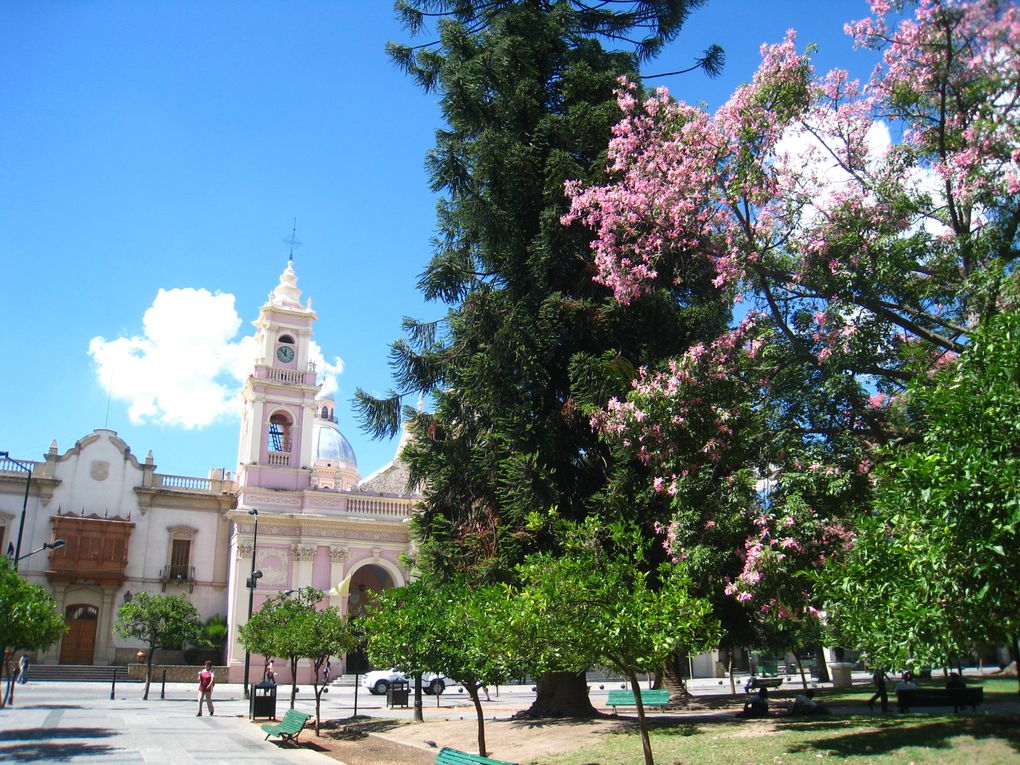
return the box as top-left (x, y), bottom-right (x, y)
top-left (0, 681), bottom-right (330, 764)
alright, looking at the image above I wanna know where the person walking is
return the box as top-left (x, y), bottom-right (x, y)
top-left (868, 668), bottom-right (888, 712)
top-left (197, 660), bottom-right (215, 716)
top-left (17, 655), bottom-right (29, 685)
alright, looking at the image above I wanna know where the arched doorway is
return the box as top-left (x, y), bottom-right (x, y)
top-left (60, 604), bottom-right (99, 664)
top-left (345, 564), bottom-right (395, 673)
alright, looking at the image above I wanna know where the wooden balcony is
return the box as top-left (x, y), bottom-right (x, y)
top-left (47, 512), bottom-right (135, 587)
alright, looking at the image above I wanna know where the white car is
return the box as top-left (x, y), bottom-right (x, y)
top-left (360, 668), bottom-right (449, 695)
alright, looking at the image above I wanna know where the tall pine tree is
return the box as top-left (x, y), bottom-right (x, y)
top-left (356, 0), bottom-right (723, 716)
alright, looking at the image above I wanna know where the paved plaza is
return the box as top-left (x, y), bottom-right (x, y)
top-left (0, 680), bottom-right (334, 764)
top-left (0, 675), bottom-right (744, 763)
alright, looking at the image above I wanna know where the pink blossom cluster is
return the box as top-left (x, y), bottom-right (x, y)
top-left (847, 0), bottom-right (1020, 205)
top-left (591, 315), bottom-right (764, 494)
top-left (723, 503), bottom-right (854, 621)
top-left (564, 0), bottom-right (1018, 380)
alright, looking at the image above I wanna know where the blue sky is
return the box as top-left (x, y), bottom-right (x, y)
top-left (1, 1), bottom-right (875, 480)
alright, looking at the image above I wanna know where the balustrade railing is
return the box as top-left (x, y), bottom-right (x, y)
top-left (255, 365), bottom-right (311, 386)
top-left (346, 496), bottom-right (414, 519)
top-left (267, 452), bottom-right (291, 467)
top-left (156, 474), bottom-right (211, 491)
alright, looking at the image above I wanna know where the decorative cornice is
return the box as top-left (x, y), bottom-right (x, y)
top-left (135, 487), bottom-right (236, 515)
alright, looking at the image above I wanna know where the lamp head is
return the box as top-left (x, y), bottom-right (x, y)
top-left (248, 508), bottom-right (259, 517)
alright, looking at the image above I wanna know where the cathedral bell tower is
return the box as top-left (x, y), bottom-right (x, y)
top-left (236, 259), bottom-right (320, 491)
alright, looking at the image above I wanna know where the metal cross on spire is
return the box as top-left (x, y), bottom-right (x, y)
top-left (282, 219), bottom-right (302, 262)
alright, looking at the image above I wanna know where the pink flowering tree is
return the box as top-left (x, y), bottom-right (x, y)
top-left (566, 0), bottom-right (1018, 386)
top-left (565, 0), bottom-right (1018, 656)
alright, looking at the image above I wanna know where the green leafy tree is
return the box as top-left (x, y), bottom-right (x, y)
top-left (357, 0), bottom-right (724, 717)
top-left (361, 579), bottom-right (451, 722)
top-left (114, 591), bottom-right (201, 701)
top-left (825, 304), bottom-right (1020, 687)
top-left (298, 603), bottom-right (357, 734)
top-left (239, 588), bottom-right (313, 710)
top-left (0, 557), bottom-right (65, 708)
top-left (361, 577), bottom-right (512, 757)
top-left (239, 586), bottom-right (355, 722)
top-left (512, 520), bottom-right (719, 765)
top-left (560, 0), bottom-right (1020, 678)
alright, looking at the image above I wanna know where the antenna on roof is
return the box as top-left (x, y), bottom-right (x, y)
top-left (283, 219), bottom-right (302, 263)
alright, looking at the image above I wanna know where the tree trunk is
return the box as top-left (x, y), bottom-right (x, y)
top-left (312, 658), bottom-right (323, 735)
top-left (626, 669), bottom-right (656, 765)
top-left (467, 683), bottom-right (487, 757)
top-left (413, 672), bottom-right (424, 723)
top-left (814, 643), bottom-right (830, 683)
top-left (143, 644), bottom-right (155, 700)
top-left (1012, 635), bottom-right (1020, 697)
top-left (289, 657), bottom-right (298, 709)
top-left (1, 649), bottom-right (12, 708)
top-left (660, 651), bottom-right (693, 705)
top-left (728, 650), bottom-right (736, 695)
top-left (793, 652), bottom-right (808, 690)
top-left (520, 671), bottom-right (597, 718)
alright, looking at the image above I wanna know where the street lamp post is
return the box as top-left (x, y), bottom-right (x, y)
top-left (17, 539), bottom-right (65, 562)
top-left (242, 509), bottom-right (259, 700)
top-left (0, 451), bottom-right (33, 572)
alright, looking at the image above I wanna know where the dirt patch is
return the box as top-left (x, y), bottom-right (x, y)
top-left (304, 716), bottom-right (621, 765)
top-left (299, 700), bottom-right (748, 765)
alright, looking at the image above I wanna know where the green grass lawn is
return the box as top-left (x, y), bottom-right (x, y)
top-left (535, 678), bottom-right (1020, 765)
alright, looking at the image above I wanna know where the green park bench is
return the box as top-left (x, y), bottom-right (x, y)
top-left (746, 676), bottom-right (784, 692)
top-left (435, 746), bottom-right (517, 765)
top-left (261, 709), bottom-right (311, 745)
top-left (606, 688), bottom-right (671, 712)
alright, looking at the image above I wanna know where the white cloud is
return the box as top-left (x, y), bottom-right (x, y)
top-left (90, 288), bottom-right (345, 429)
top-left (309, 340), bottom-right (344, 397)
top-left (774, 119), bottom-right (893, 223)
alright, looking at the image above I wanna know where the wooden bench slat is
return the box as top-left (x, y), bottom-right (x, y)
top-left (606, 689), bottom-right (671, 710)
top-left (435, 746), bottom-right (517, 765)
top-left (262, 709), bottom-right (312, 744)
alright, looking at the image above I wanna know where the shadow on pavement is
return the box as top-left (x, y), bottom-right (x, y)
top-left (0, 728), bottom-right (119, 763)
top-left (0, 741), bottom-right (119, 762)
top-left (0, 726), bottom-right (116, 742)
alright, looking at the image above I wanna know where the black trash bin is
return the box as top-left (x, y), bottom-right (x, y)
top-left (251, 679), bottom-right (278, 720)
top-left (387, 679), bottom-right (409, 708)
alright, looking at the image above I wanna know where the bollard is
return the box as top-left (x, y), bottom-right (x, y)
top-left (161, 669), bottom-right (167, 699)
top-left (110, 667), bottom-right (117, 700)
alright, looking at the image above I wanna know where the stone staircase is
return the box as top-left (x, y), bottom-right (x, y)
top-left (23, 664), bottom-right (135, 682)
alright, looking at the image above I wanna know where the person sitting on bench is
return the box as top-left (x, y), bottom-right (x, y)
top-left (895, 671), bottom-right (918, 692)
top-left (738, 685), bottom-right (769, 718)
top-left (946, 672), bottom-right (966, 689)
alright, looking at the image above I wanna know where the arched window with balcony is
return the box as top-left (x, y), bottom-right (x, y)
top-left (266, 412), bottom-right (293, 453)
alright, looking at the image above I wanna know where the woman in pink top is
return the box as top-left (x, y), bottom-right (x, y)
top-left (197, 661), bottom-right (215, 716)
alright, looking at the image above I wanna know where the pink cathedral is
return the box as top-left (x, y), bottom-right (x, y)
top-left (0, 260), bottom-right (418, 682)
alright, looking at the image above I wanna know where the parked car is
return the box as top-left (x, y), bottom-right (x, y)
top-left (360, 669), bottom-right (450, 695)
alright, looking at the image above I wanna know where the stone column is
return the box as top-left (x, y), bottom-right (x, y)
top-left (95, 587), bottom-right (118, 665)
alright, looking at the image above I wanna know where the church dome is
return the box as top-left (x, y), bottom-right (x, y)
top-left (312, 420), bottom-right (358, 468)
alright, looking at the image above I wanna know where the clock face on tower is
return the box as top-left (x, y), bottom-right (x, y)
top-left (276, 345), bottom-right (295, 363)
